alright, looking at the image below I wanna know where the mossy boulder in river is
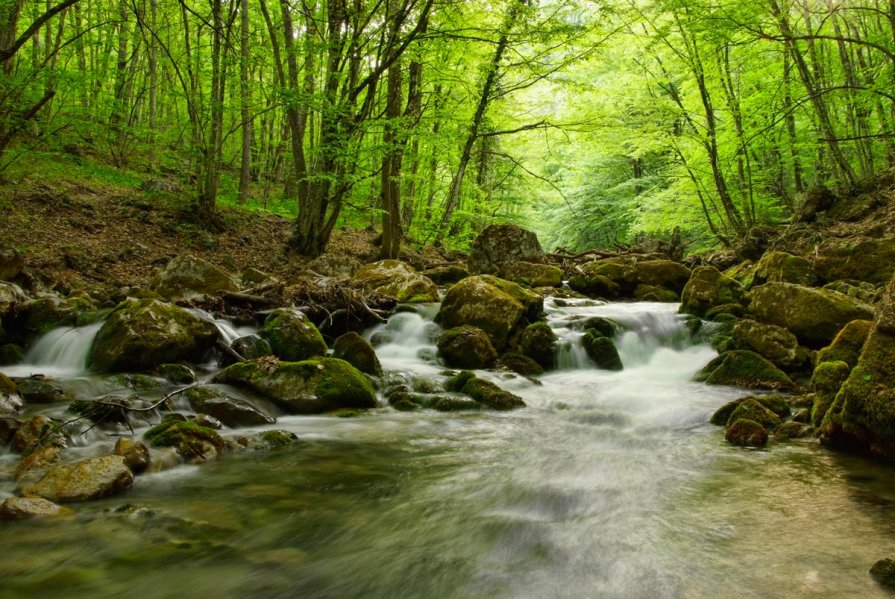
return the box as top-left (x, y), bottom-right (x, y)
top-left (259, 309), bottom-right (327, 362)
top-left (519, 322), bottom-right (557, 370)
top-left (17, 455), bottom-right (134, 502)
top-left (332, 331), bottom-right (382, 376)
top-left (710, 394), bottom-right (790, 426)
top-left (151, 254), bottom-right (239, 300)
top-left (435, 275), bottom-right (543, 351)
top-left (731, 319), bottom-right (804, 370)
top-left (582, 331), bottom-right (623, 371)
top-left (810, 360), bottom-right (851, 428)
top-left (749, 283), bottom-right (874, 346)
top-left (503, 262), bottom-right (563, 288)
top-left (569, 257), bottom-right (690, 300)
top-left (725, 419), bottom-right (769, 447)
top-left (695, 350), bottom-right (794, 390)
top-left (726, 398), bottom-right (783, 429)
top-left (437, 325), bottom-right (497, 369)
top-left (185, 386), bottom-right (275, 428)
top-left (349, 260), bottom-right (439, 303)
top-left (680, 266), bottom-right (745, 317)
top-left (0, 496), bottom-right (72, 520)
top-left (468, 223), bottom-right (546, 276)
top-left (460, 377), bottom-right (525, 411)
top-left (88, 299), bottom-right (219, 373)
top-left (214, 357), bottom-right (377, 414)
top-left (818, 276), bottom-right (895, 458)
top-left (751, 251), bottom-right (814, 287)
top-left (144, 420), bottom-right (225, 461)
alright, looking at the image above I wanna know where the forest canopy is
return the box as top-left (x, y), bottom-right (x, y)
top-left (1, 0), bottom-right (892, 255)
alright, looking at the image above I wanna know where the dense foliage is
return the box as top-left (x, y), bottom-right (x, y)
top-left (1, 0), bottom-right (893, 254)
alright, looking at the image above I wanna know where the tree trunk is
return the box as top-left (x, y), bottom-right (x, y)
top-left (238, 0), bottom-right (251, 204)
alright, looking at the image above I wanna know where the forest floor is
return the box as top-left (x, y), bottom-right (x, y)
top-left (0, 150), bottom-right (446, 300)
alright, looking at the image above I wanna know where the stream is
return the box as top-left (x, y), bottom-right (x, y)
top-left (0, 300), bottom-right (894, 598)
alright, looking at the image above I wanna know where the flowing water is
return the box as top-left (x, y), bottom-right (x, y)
top-left (1, 301), bottom-right (894, 598)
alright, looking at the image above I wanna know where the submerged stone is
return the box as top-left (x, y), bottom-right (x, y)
top-left (17, 455), bottom-right (134, 503)
top-left (725, 419), bottom-right (769, 447)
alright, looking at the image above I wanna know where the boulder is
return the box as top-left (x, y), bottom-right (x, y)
top-left (810, 360), bottom-right (850, 428)
top-left (633, 285), bottom-right (679, 302)
top-left (815, 320), bottom-right (872, 368)
top-left (248, 430), bottom-right (300, 451)
top-left (726, 398), bottom-right (782, 429)
top-left (349, 260), bottom-right (439, 303)
top-left (11, 415), bottom-right (65, 455)
top-left (231, 335), bottom-right (273, 361)
top-left (870, 558), bottom-right (895, 589)
top-left (113, 437), bottom-right (151, 473)
top-left (157, 363), bottom-right (196, 384)
top-left (751, 251), bottom-right (814, 287)
top-left (144, 421), bottom-right (224, 462)
top-left (710, 394), bottom-right (790, 426)
top-left (725, 419), bottom-right (769, 447)
top-left (814, 237), bottom-right (895, 285)
top-left (437, 326), bottom-right (498, 369)
top-left (792, 185), bottom-right (835, 223)
top-left (259, 309), bottom-right (327, 362)
top-left (496, 353), bottom-right (544, 376)
top-left (0, 281), bottom-right (26, 319)
top-left (680, 266), bottom-right (745, 317)
top-left (214, 357), bottom-right (377, 414)
top-left (459, 377), bottom-right (526, 411)
top-left (468, 224), bottom-right (545, 275)
top-left (503, 262), bottom-right (563, 288)
top-left (519, 322), bottom-right (557, 370)
top-left (0, 497), bottom-right (72, 520)
top-left (185, 386), bottom-right (275, 428)
top-left (151, 254), bottom-right (239, 300)
top-left (332, 331), bottom-right (382, 376)
top-left (0, 372), bottom-right (22, 414)
top-left (17, 455), bottom-right (134, 502)
top-left (16, 376), bottom-right (67, 404)
top-left (731, 320), bottom-right (803, 370)
top-left (582, 331), bottom-right (623, 371)
top-left (15, 445), bottom-right (62, 481)
top-left (435, 275), bottom-right (543, 351)
top-left (749, 283), bottom-right (874, 346)
top-left (568, 272), bottom-right (620, 298)
top-left (695, 350), bottom-right (794, 390)
top-left (88, 299), bottom-right (219, 373)
top-left (568, 257), bottom-right (689, 300)
top-left (0, 246), bottom-right (24, 281)
top-left (9, 296), bottom-right (93, 339)
top-left (818, 276), bottom-right (895, 458)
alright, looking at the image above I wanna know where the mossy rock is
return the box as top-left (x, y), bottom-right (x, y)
top-left (519, 322), bottom-right (557, 370)
top-left (0, 343), bottom-right (24, 365)
top-left (823, 280), bottom-right (881, 305)
top-left (710, 394), bottom-right (790, 426)
top-left (248, 430), bottom-right (300, 451)
top-left (815, 319), bottom-right (872, 368)
top-left (810, 361), bottom-right (850, 428)
top-left (435, 275), bottom-right (542, 351)
top-left (0, 372), bottom-right (17, 396)
top-left (16, 455), bottom-right (134, 503)
top-left (725, 418), bottom-right (769, 447)
top-left (468, 223), bottom-right (546, 276)
top-left (568, 273), bottom-right (620, 299)
top-left (144, 421), bottom-right (224, 461)
top-left (151, 254), bottom-right (239, 301)
top-left (573, 316), bottom-right (619, 338)
top-left (496, 352), bottom-right (543, 376)
top-left (731, 319), bottom-right (802, 370)
top-left (11, 297), bottom-right (92, 339)
top-left (752, 251), bottom-right (814, 287)
top-left (870, 558), bottom-right (895, 589)
top-left (814, 237), bottom-right (895, 285)
top-left (157, 363), bottom-right (196, 385)
top-left (332, 331), bottom-right (382, 376)
top-left (214, 357), bottom-right (376, 414)
top-left (723, 260), bottom-right (755, 288)
top-left (349, 260), bottom-right (439, 303)
top-left (680, 266), bottom-right (745, 317)
top-left (422, 265), bottom-right (469, 285)
top-left (504, 262), bottom-right (563, 288)
top-left (444, 370), bottom-right (476, 393)
top-left (696, 350), bottom-right (794, 390)
top-left (111, 373), bottom-right (162, 391)
top-left (436, 326), bottom-right (497, 370)
top-left (88, 299), bottom-right (219, 373)
top-left (460, 377), bottom-right (525, 411)
top-left (774, 421), bottom-right (811, 441)
top-left (185, 386), bottom-right (275, 428)
top-left (749, 283), bottom-right (874, 347)
top-left (431, 396), bottom-right (482, 412)
top-left (727, 398), bottom-right (782, 429)
top-left (582, 331), bottom-right (623, 371)
top-left (259, 309), bottom-right (327, 362)
top-left (705, 303), bottom-right (746, 320)
top-left (231, 334), bottom-right (274, 361)
top-left (633, 284), bottom-right (679, 303)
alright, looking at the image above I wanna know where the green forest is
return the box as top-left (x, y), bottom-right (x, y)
top-left (2, 0), bottom-right (893, 254)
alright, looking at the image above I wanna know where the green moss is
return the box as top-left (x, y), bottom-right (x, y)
top-left (75, 309), bottom-right (113, 327)
top-left (249, 430), bottom-right (299, 450)
top-left (432, 396), bottom-right (482, 412)
top-left (725, 418), bottom-right (769, 447)
top-left (496, 352), bottom-right (544, 376)
top-left (444, 370), bottom-right (476, 392)
top-left (582, 332), bottom-right (623, 371)
top-left (0, 372), bottom-right (16, 395)
top-left (460, 377), bottom-right (525, 411)
top-left (437, 326), bottom-right (497, 369)
top-left (144, 421), bottom-right (223, 451)
top-left (259, 309), bottom-right (327, 362)
top-left (519, 322), bottom-right (557, 369)
top-left (816, 320), bottom-right (872, 368)
top-left (696, 350), bottom-right (794, 390)
top-left (727, 398), bottom-right (782, 429)
top-left (680, 266), bottom-right (745, 317)
top-left (332, 332), bottom-right (382, 376)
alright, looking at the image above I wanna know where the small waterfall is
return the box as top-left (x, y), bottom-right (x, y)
top-left (366, 309), bottom-right (441, 371)
top-left (3, 322), bottom-right (103, 377)
top-left (186, 308), bottom-right (255, 345)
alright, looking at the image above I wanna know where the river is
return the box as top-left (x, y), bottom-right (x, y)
top-left (0, 300), bottom-right (893, 598)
